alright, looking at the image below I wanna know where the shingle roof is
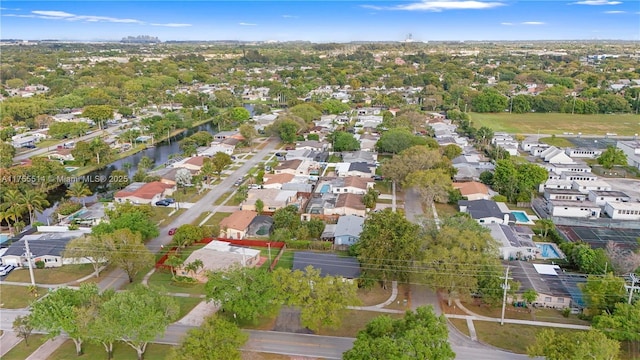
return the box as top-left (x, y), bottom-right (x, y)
top-left (452, 181), bottom-right (489, 196)
top-left (458, 199), bottom-right (514, 221)
top-left (334, 215), bottom-right (364, 238)
top-left (219, 210), bottom-right (258, 231)
top-left (336, 193), bottom-right (366, 210)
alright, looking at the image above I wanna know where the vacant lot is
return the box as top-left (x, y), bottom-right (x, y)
top-left (4, 264), bottom-right (95, 284)
top-left (470, 112), bottom-right (640, 136)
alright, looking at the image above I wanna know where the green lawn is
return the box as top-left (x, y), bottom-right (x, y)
top-left (470, 112), bottom-right (640, 136)
top-left (374, 181), bottom-right (392, 195)
top-left (4, 264), bottom-right (96, 284)
top-left (0, 285), bottom-right (46, 308)
top-left (474, 322), bottom-right (585, 354)
top-left (434, 203), bottom-right (459, 218)
top-left (540, 136), bottom-right (576, 148)
top-left (191, 211), bottom-right (211, 226)
top-left (48, 339), bottom-right (175, 360)
top-left (1, 335), bottom-right (46, 360)
top-left (273, 249), bottom-right (294, 270)
top-left (318, 310), bottom-right (403, 337)
top-left (147, 269), bottom-right (206, 296)
top-left (203, 212), bottom-right (232, 227)
top-left (151, 206), bottom-right (174, 224)
top-left (36, 139), bottom-right (61, 149)
top-left (174, 296), bottom-right (205, 319)
top-left (172, 187), bottom-right (208, 203)
top-left (214, 191), bottom-right (234, 205)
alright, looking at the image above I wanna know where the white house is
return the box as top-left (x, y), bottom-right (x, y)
top-left (565, 148), bottom-right (602, 159)
top-left (539, 179), bottom-right (573, 193)
top-left (540, 147), bottom-right (575, 165)
top-left (543, 189), bottom-right (587, 202)
top-left (199, 142), bottom-right (235, 156)
top-left (603, 202), bottom-right (640, 221)
top-left (485, 223), bottom-right (538, 261)
top-left (571, 180), bottom-right (612, 194)
top-left (458, 200), bottom-right (514, 225)
top-left (588, 190), bottom-right (631, 206)
top-left (547, 200), bottom-right (601, 218)
top-left (616, 140), bottom-right (640, 170)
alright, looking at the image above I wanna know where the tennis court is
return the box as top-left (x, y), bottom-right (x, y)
top-left (557, 225), bottom-right (640, 250)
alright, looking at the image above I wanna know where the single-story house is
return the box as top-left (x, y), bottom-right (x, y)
top-left (616, 140), bottom-right (640, 170)
top-left (115, 181), bottom-right (175, 205)
top-left (241, 189), bottom-right (298, 212)
top-left (274, 159), bottom-right (303, 175)
top-left (334, 215), bottom-right (365, 247)
top-left (510, 262), bottom-right (586, 309)
top-left (316, 176), bottom-right (374, 195)
top-left (546, 200), bottom-right (601, 218)
top-left (333, 193), bottom-right (367, 217)
top-left (292, 252), bottom-right (361, 279)
top-left (219, 210), bottom-right (258, 239)
top-left (296, 140), bottom-right (329, 152)
top-left (543, 189), bottom-right (587, 202)
top-left (341, 151), bottom-right (377, 164)
top-left (458, 200), bottom-right (514, 225)
top-left (335, 162), bottom-right (376, 178)
top-left (1, 231), bottom-right (91, 268)
top-left (262, 173), bottom-right (296, 189)
top-left (48, 148), bottom-right (75, 162)
top-left (214, 131), bottom-right (238, 142)
top-left (199, 143), bottom-right (235, 156)
top-left (571, 180), bottom-right (612, 194)
top-left (173, 156), bottom-right (206, 172)
top-left (603, 201), bottom-right (640, 221)
top-left (484, 223), bottom-right (537, 261)
top-left (151, 167), bottom-right (198, 187)
top-left (588, 190), bottom-right (631, 206)
top-left (179, 241), bottom-right (261, 282)
top-left (452, 181), bottom-right (490, 201)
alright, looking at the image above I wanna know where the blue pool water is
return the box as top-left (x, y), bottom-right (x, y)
top-left (320, 184), bottom-right (330, 194)
top-left (512, 211), bottom-right (531, 223)
top-left (0, 234), bottom-right (9, 245)
top-left (537, 243), bottom-right (561, 259)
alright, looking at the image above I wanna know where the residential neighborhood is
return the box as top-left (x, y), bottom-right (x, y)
top-left (1, 35), bottom-right (639, 360)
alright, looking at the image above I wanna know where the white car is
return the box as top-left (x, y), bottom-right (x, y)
top-left (0, 264), bottom-right (16, 277)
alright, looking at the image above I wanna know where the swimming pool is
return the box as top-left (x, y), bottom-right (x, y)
top-left (64, 166), bottom-right (78, 172)
top-left (537, 243), bottom-right (562, 259)
top-left (0, 234), bottom-right (9, 245)
top-left (512, 211), bottom-right (531, 223)
top-left (320, 184), bottom-right (330, 194)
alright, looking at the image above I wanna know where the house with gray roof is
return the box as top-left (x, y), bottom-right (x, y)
top-left (334, 215), bottom-right (365, 247)
top-left (458, 200), bottom-right (515, 225)
top-left (509, 262), bottom-right (586, 309)
top-left (484, 223), bottom-right (537, 260)
top-left (1, 231), bottom-right (89, 268)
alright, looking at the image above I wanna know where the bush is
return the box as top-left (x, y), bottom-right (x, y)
top-left (35, 260), bottom-right (45, 269)
top-left (285, 240), bottom-right (311, 249)
top-left (68, 224), bottom-right (79, 230)
top-left (57, 202), bottom-right (83, 216)
top-left (561, 308), bottom-right (571, 318)
top-left (492, 195), bottom-right (508, 202)
top-left (172, 275), bottom-right (198, 287)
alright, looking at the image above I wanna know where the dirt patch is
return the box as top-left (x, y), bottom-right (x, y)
top-left (273, 306), bottom-right (313, 334)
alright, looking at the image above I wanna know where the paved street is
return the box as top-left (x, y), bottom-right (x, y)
top-left (96, 138), bottom-right (279, 291)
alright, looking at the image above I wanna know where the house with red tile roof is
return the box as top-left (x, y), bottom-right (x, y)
top-left (114, 181), bottom-right (175, 205)
top-left (218, 210), bottom-right (258, 239)
top-left (453, 181), bottom-right (491, 201)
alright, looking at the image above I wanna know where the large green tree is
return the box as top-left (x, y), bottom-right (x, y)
top-left (101, 228), bottom-right (154, 283)
top-left (597, 146), bottom-right (628, 169)
top-left (167, 315), bottom-right (248, 360)
top-left (332, 131), bottom-right (361, 152)
top-left (29, 284), bottom-right (100, 356)
top-left (593, 301), bottom-right (640, 355)
top-left (381, 146), bottom-right (444, 184)
top-left (375, 129), bottom-right (428, 154)
top-left (205, 266), bottom-right (280, 323)
top-left (82, 105), bottom-right (113, 129)
top-left (0, 142), bottom-right (16, 168)
top-left (211, 151), bottom-right (232, 177)
top-left (63, 235), bottom-right (109, 278)
top-left (581, 273), bottom-right (627, 316)
top-left (101, 285), bottom-right (179, 360)
top-left (404, 169), bottom-right (452, 206)
top-left (273, 266), bottom-right (360, 332)
top-left (354, 209), bottom-right (421, 286)
top-left (343, 306), bottom-right (455, 360)
top-left (527, 329), bottom-right (620, 360)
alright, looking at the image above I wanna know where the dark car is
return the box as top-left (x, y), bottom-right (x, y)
top-left (165, 198), bottom-right (175, 204)
top-left (168, 228), bottom-right (177, 236)
top-left (155, 199), bottom-right (170, 206)
top-left (23, 144), bottom-right (36, 149)
top-left (372, 175), bottom-right (384, 181)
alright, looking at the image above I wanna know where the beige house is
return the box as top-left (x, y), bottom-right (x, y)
top-left (115, 182), bottom-right (175, 205)
top-left (262, 173), bottom-right (295, 189)
top-left (241, 189), bottom-right (298, 212)
top-left (179, 241), bottom-right (261, 282)
top-left (453, 181), bottom-right (491, 201)
top-left (274, 159), bottom-right (302, 175)
top-left (332, 193), bottom-right (367, 217)
top-left (219, 210), bottom-right (258, 239)
top-left (173, 156), bottom-right (207, 172)
top-left (47, 148), bottom-right (75, 162)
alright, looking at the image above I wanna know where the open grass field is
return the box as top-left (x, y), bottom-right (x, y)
top-left (470, 112), bottom-right (640, 136)
top-left (4, 264), bottom-right (95, 284)
top-left (147, 270), bottom-right (206, 296)
top-left (539, 136), bottom-right (576, 148)
top-left (474, 322), bottom-right (585, 354)
top-left (0, 285), bottom-right (45, 309)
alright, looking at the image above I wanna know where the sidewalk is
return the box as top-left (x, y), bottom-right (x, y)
top-left (24, 336), bottom-right (67, 360)
top-left (0, 331), bottom-right (22, 357)
top-left (347, 281), bottom-right (403, 314)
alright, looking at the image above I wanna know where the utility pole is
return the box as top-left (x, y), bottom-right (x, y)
top-left (24, 239), bottom-right (36, 287)
top-left (628, 273), bottom-right (638, 304)
top-left (267, 242), bottom-right (272, 264)
top-left (500, 266), bottom-right (512, 325)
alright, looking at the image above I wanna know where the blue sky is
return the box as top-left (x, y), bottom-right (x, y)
top-left (1, 1), bottom-right (639, 42)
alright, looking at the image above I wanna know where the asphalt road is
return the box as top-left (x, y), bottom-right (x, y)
top-left (96, 137), bottom-right (279, 291)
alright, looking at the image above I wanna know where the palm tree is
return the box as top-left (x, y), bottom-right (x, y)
top-left (184, 259), bottom-right (204, 276)
top-left (65, 182), bottom-right (92, 206)
top-left (19, 189), bottom-right (50, 225)
top-left (0, 190), bottom-right (26, 235)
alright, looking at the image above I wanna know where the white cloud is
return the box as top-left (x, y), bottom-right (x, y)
top-left (2, 9), bottom-right (192, 27)
top-left (570, 0), bottom-right (622, 5)
top-left (522, 21), bottom-right (545, 25)
top-left (500, 22), bottom-right (514, 25)
top-left (282, 15), bottom-right (298, 18)
top-left (362, 0), bottom-right (505, 12)
top-left (151, 23), bottom-right (192, 27)
top-left (603, 10), bottom-right (626, 13)
top-left (239, 22), bottom-right (257, 26)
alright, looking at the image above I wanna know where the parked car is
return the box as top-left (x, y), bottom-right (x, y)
top-left (0, 264), bottom-right (16, 277)
top-left (249, 184), bottom-right (262, 189)
top-left (168, 228), bottom-right (177, 236)
top-left (372, 175), bottom-right (384, 181)
top-left (155, 199), bottom-right (171, 206)
top-left (165, 198), bottom-right (175, 204)
top-left (22, 144), bottom-right (36, 149)
top-left (233, 178), bottom-right (243, 187)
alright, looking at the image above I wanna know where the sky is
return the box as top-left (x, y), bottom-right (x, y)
top-left (1, 1), bottom-right (639, 42)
